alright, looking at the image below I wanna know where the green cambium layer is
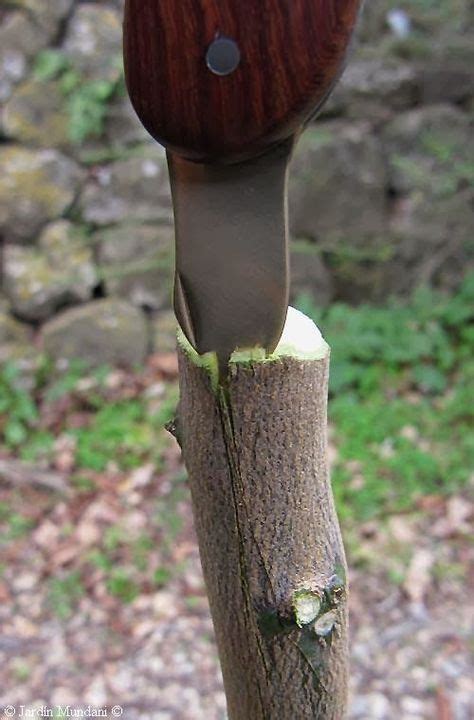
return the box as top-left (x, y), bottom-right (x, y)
top-left (177, 307), bottom-right (330, 390)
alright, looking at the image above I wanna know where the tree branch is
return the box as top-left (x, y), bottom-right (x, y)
top-left (176, 308), bottom-right (349, 719)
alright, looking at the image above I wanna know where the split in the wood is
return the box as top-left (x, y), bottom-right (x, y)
top-left (177, 306), bottom-right (330, 389)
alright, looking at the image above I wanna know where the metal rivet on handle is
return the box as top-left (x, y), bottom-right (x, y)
top-left (206, 37), bottom-right (241, 76)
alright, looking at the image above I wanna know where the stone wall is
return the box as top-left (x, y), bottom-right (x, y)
top-left (0, 1), bottom-right (473, 367)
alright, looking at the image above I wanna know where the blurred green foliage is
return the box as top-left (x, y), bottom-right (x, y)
top-left (298, 273), bottom-right (474, 520)
top-left (47, 571), bottom-right (85, 619)
top-left (0, 276), bottom-right (472, 529)
top-left (0, 359), bottom-right (178, 472)
top-left (34, 49), bottom-right (124, 144)
top-left (0, 363), bottom-right (39, 448)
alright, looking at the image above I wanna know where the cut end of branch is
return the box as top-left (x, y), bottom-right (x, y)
top-left (293, 589), bottom-right (322, 628)
top-left (177, 306), bottom-right (329, 388)
top-left (273, 307), bottom-right (329, 361)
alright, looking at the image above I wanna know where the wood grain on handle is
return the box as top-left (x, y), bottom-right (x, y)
top-left (123, 0), bottom-right (362, 163)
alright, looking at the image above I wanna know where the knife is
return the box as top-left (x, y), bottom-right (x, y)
top-left (123, 0), bottom-right (361, 377)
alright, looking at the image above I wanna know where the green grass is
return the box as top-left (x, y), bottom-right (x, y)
top-left (47, 571), bottom-right (85, 619)
top-left (87, 525), bottom-right (172, 602)
top-left (0, 506), bottom-right (35, 544)
top-left (0, 363), bottom-right (40, 448)
top-left (0, 360), bottom-right (178, 472)
top-left (106, 568), bottom-right (140, 604)
top-left (71, 389), bottom-right (177, 472)
top-left (298, 273), bottom-right (474, 520)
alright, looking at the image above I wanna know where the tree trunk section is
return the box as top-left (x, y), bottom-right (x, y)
top-left (176, 341), bottom-right (348, 719)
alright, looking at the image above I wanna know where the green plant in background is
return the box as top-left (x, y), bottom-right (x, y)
top-left (0, 363), bottom-right (39, 448)
top-left (0, 502), bottom-right (35, 544)
top-left (390, 129), bottom-right (474, 200)
top-left (298, 273), bottom-right (474, 520)
top-left (34, 49), bottom-right (124, 144)
top-left (71, 383), bottom-right (178, 472)
top-left (0, 277), bottom-right (472, 530)
top-left (88, 531), bottom-right (161, 603)
top-left (47, 571), bottom-right (85, 619)
top-left (0, 354), bottom-right (178, 472)
top-left (106, 568), bottom-right (139, 604)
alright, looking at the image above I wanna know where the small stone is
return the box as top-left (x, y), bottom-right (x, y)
top-left (0, 12), bottom-right (46, 70)
top-left (3, 221), bottom-right (98, 321)
top-left (401, 697), bottom-right (426, 714)
top-left (153, 591), bottom-right (179, 619)
top-left (352, 692), bottom-right (391, 719)
top-left (0, 303), bottom-right (32, 362)
top-left (129, 464), bottom-right (155, 490)
top-left (421, 61), bottom-right (474, 105)
top-left (403, 549), bottom-right (433, 603)
top-left (0, 147), bottom-right (84, 243)
top-left (42, 299), bottom-right (149, 368)
top-left (13, 573), bottom-right (38, 592)
top-left (84, 676), bottom-right (107, 706)
top-left (13, 616), bottom-right (38, 639)
top-left (3, 79), bottom-right (69, 148)
top-left (50, 687), bottom-right (78, 707)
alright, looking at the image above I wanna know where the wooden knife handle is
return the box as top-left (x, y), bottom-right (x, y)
top-left (123, 0), bottom-right (362, 163)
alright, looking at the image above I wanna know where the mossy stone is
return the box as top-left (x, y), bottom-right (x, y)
top-left (96, 223), bottom-right (174, 310)
top-left (289, 121), bottom-right (388, 243)
top-left (42, 299), bottom-right (149, 369)
top-left (63, 5), bottom-right (123, 84)
top-left (3, 79), bottom-right (69, 149)
top-left (0, 146), bottom-right (84, 243)
top-left (3, 221), bottom-right (98, 321)
top-left (79, 150), bottom-right (172, 226)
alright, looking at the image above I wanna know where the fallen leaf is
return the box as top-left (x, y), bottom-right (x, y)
top-left (149, 352), bottom-right (179, 378)
top-left (433, 495), bottom-right (473, 538)
top-left (75, 520), bottom-right (101, 547)
top-left (447, 495), bottom-right (472, 529)
top-left (33, 520), bottom-right (60, 549)
top-left (129, 464), bottom-right (155, 489)
top-left (49, 544), bottom-right (80, 568)
top-left (388, 515), bottom-right (416, 544)
top-left (403, 548), bottom-right (434, 603)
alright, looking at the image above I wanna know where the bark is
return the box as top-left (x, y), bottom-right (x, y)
top-left (176, 325), bottom-right (348, 719)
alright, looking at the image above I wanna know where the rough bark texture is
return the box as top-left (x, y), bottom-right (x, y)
top-left (176, 346), bottom-right (348, 719)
